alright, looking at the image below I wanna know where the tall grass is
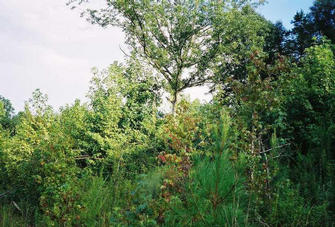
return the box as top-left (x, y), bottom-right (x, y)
top-left (0, 203), bottom-right (31, 227)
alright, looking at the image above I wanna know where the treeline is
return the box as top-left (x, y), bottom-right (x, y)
top-left (0, 0), bottom-right (334, 226)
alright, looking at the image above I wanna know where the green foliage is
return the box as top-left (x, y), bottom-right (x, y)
top-left (159, 99), bottom-right (202, 154)
top-left (289, 0), bottom-right (335, 57)
top-left (58, 60), bottom-right (162, 177)
top-left (211, 5), bottom-right (279, 87)
top-left (69, 0), bottom-right (268, 113)
top-left (283, 42), bottom-right (335, 150)
top-left (0, 204), bottom-right (30, 227)
top-left (0, 95), bottom-right (15, 132)
top-left (162, 110), bottom-right (248, 226)
top-left (1, 1), bottom-right (335, 226)
top-left (0, 101), bottom-right (5, 120)
top-left (265, 179), bottom-right (328, 227)
top-left (165, 154), bottom-right (247, 226)
top-left (0, 91), bottom-right (83, 225)
top-left (281, 43), bottom-right (335, 218)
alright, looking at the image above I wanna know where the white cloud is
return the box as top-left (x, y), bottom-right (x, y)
top-left (0, 0), bottom-right (125, 111)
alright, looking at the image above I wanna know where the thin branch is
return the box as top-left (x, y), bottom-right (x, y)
top-left (258, 143), bottom-right (291, 154)
top-left (0, 190), bottom-right (13, 198)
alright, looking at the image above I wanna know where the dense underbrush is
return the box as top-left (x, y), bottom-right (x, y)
top-left (1, 34), bottom-right (334, 227)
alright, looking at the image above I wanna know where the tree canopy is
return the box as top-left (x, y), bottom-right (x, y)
top-left (70, 0), bottom-right (268, 113)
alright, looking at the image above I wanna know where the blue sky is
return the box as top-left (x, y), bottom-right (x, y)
top-left (258, 0), bottom-right (314, 29)
top-left (0, 0), bottom-right (315, 112)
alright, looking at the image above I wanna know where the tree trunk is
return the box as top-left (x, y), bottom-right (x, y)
top-left (171, 91), bottom-right (178, 115)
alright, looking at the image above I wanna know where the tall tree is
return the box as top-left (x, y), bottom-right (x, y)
top-left (289, 0), bottom-right (335, 57)
top-left (311, 0), bottom-right (335, 43)
top-left (69, 0), bottom-right (264, 113)
top-left (210, 6), bottom-right (282, 91)
top-left (0, 95), bottom-right (15, 131)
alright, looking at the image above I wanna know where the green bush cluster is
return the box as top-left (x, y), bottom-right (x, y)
top-left (1, 42), bottom-right (334, 226)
